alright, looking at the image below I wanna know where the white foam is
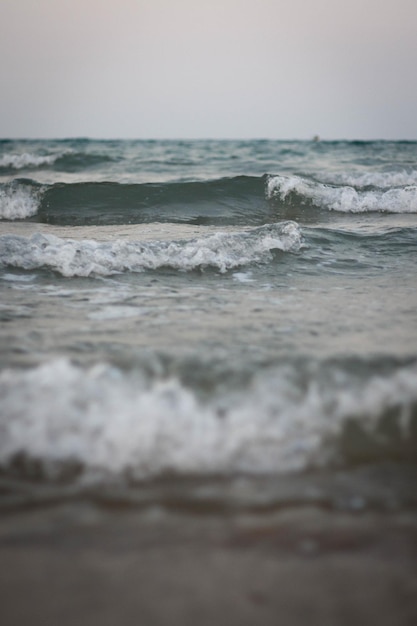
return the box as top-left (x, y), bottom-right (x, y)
top-left (322, 170), bottom-right (417, 189)
top-left (1, 272), bottom-right (37, 282)
top-left (0, 152), bottom-right (58, 170)
top-left (232, 271), bottom-right (255, 283)
top-left (0, 183), bottom-right (42, 220)
top-left (268, 175), bottom-right (417, 213)
top-left (0, 359), bottom-right (416, 480)
top-left (0, 222), bottom-right (302, 277)
top-left (88, 305), bottom-right (149, 321)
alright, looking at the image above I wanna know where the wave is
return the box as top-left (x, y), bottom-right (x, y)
top-left (0, 152), bottom-right (58, 170)
top-left (268, 175), bottom-right (417, 213)
top-left (0, 357), bottom-right (416, 482)
top-left (2, 173), bottom-right (417, 226)
top-left (0, 150), bottom-right (115, 173)
top-left (319, 170), bottom-right (417, 189)
top-left (0, 222), bottom-right (302, 277)
top-left (0, 180), bottom-right (43, 220)
top-left (0, 176), bottom-right (267, 225)
top-left (53, 151), bottom-right (116, 172)
top-left (298, 225), bottom-right (417, 275)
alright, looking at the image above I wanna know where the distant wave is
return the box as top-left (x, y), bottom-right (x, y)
top-left (268, 174), bottom-right (417, 213)
top-left (320, 170), bottom-right (417, 189)
top-left (0, 150), bottom-right (115, 173)
top-left (0, 356), bottom-right (416, 481)
top-left (53, 151), bottom-right (116, 171)
top-left (0, 152), bottom-right (58, 170)
top-left (0, 222), bottom-right (302, 277)
top-left (2, 173), bottom-right (417, 226)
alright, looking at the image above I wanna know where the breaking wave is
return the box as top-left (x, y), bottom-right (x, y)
top-left (0, 222), bottom-right (302, 277)
top-left (0, 152), bottom-right (58, 170)
top-left (268, 175), bottom-right (417, 213)
top-left (0, 180), bottom-right (43, 220)
top-left (320, 170), bottom-right (417, 189)
top-left (0, 357), bottom-right (416, 482)
top-left (0, 150), bottom-right (115, 173)
top-left (2, 173), bottom-right (416, 226)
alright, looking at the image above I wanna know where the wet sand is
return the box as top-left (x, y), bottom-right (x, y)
top-left (1, 504), bottom-right (416, 626)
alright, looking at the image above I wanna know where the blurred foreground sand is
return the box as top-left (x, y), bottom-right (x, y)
top-left (1, 505), bottom-right (416, 626)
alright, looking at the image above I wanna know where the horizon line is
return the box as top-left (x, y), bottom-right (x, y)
top-left (1, 136), bottom-right (416, 142)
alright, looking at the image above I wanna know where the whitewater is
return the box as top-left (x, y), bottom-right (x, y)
top-left (0, 138), bottom-right (416, 511)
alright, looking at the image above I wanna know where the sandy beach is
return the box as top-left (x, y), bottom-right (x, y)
top-left (1, 499), bottom-right (416, 626)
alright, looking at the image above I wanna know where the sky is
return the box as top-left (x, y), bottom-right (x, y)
top-left (0, 0), bottom-right (416, 140)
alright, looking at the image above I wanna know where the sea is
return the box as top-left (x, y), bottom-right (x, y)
top-left (0, 138), bottom-right (416, 513)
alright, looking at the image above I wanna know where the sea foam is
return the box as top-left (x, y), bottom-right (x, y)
top-left (0, 181), bottom-right (42, 220)
top-left (0, 152), bottom-right (59, 170)
top-left (0, 222), bottom-right (302, 277)
top-left (320, 170), bottom-right (417, 189)
top-left (268, 175), bottom-right (417, 213)
top-left (0, 358), bottom-right (416, 481)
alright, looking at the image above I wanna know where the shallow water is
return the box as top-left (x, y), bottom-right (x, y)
top-left (0, 139), bottom-right (416, 510)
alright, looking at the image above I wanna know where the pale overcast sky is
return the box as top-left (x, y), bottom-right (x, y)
top-left (1, 0), bottom-right (416, 139)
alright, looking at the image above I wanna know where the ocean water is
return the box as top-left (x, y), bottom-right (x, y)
top-left (1, 139), bottom-right (416, 511)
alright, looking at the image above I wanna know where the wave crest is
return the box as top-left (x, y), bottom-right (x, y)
top-left (0, 150), bottom-right (115, 173)
top-left (0, 358), bottom-right (416, 481)
top-left (0, 222), bottom-right (302, 277)
top-left (0, 152), bottom-right (58, 170)
top-left (321, 170), bottom-right (417, 189)
top-left (0, 180), bottom-right (43, 220)
top-left (268, 175), bottom-right (417, 213)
